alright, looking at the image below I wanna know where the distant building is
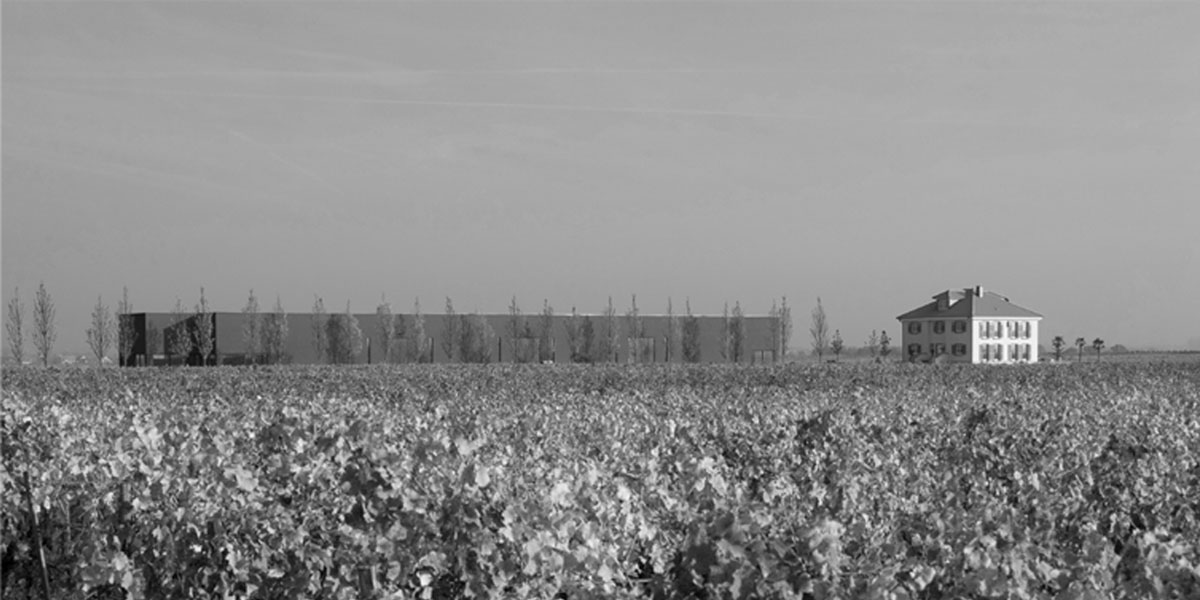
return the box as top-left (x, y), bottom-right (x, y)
top-left (896, 286), bottom-right (1042, 364)
top-left (121, 310), bottom-right (782, 366)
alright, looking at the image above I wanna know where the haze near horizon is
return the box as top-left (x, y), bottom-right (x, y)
top-left (3, 1), bottom-right (1198, 355)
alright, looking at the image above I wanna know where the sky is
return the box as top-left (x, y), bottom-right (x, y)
top-left (3, 0), bottom-right (1199, 356)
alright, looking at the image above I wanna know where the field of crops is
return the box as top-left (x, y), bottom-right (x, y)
top-left (3, 363), bottom-right (1199, 599)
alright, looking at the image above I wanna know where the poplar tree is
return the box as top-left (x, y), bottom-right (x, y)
top-left (810, 297), bottom-right (829, 362)
top-left (242, 289), bottom-right (262, 365)
top-left (312, 296), bottom-right (328, 363)
top-left (410, 298), bottom-right (428, 363)
top-left (87, 295), bottom-right (115, 365)
top-left (780, 296), bottom-right (793, 361)
top-left (720, 302), bottom-right (731, 362)
top-left (599, 296), bottom-right (620, 362)
top-left (731, 301), bottom-right (745, 363)
top-left (6, 288), bottom-right (24, 365)
top-left (665, 297), bottom-right (680, 363)
top-left (681, 298), bottom-right (701, 363)
top-left (33, 282), bottom-right (57, 367)
top-left (625, 294), bottom-right (646, 362)
top-left (538, 300), bottom-right (554, 362)
top-left (564, 306), bottom-right (584, 363)
top-left (169, 297), bottom-right (191, 366)
top-left (263, 296), bottom-right (289, 364)
top-left (194, 287), bottom-right (214, 366)
top-left (442, 297), bottom-right (460, 363)
top-left (117, 286), bottom-right (136, 366)
top-left (377, 296), bottom-right (395, 363)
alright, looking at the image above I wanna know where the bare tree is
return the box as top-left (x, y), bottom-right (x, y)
top-left (442, 297), bottom-right (460, 363)
top-left (86, 295), bottom-right (115, 366)
top-left (564, 306), bottom-right (584, 363)
top-left (810, 297), bottom-right (829, 362)
top-left (312, 296), bottom-right (328, 364)
top-left (376, 296), bottom-right (396, 364)
top-left (6, 288), bottom-right (24, 364)
top-left (768, 299), bottom-right (781, 363)
top-left (326, 301), bottom-right (364, 364)
top-left (666, 297), bottom-right (681, 363)
top-left (538, 299), bottom-right (554, 362)
top-left (731, 301), bottom-right (745, 363)
top-left (1075, 337), bottom-right (1086, 362)
top-left (506, 296), bottom-right (534, 363)
top-left (580, 316), bottom-right (596, 363)
top-left (598, 296), bottom-right (620, 363)
top-left (410, 298), bottom-right (428, 363)
top-left (117, 286), bottom-right (136, 367)
top-left (460, 312), bottom-right (495, 363)
top-left (169, 297), bottom-right (192, 366)
top-left (879, 331), bottom-right (892, 359)
top-left (779, 296), bottom-right (792, 361)
top-left (32, 282), bottom-right (56, 367)
top-left (194, 287), bottom-right (215, 366)
top-left (625, 294), bottom-right (648, 363)
top-left (1092, 338), bottom-right (1105, 361)
top-left (681, 298), bottom-right (701, 363)
top-left (1052, 336), bottom-right (1066, 361)
top-left (866, 330), bottom-right (879, 360)
top-left (719, 302), bottom-right (731, 362)
top-left (831, 329), bottom-right (844, 362)
top-left (262, 296), bottom-right (289, 364)
top-left (242, 289), bottom-right (262, 365)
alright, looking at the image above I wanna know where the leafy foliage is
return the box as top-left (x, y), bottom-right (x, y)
top-left (2, 363), bottom-right (1199, 599)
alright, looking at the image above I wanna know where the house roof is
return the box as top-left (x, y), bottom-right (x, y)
top-left (896, 288), bottom-right (1042, 320)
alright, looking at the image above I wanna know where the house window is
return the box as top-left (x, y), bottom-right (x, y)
top-left (933, 321), bottom-right (945, 334)
top-left (988, 321), bottom-right (997, 338)
top-left (908, 322), bottom-right (922, 335)
top-left (979, 322), bottom-right (988, 339)
top-left (1023, 322), bottom-right (1031, 339)
top-left (931, 343), bottom-right (946, 355)
top-left (908, 343), bottom-right (921, 357)
top-left (979, 344), bottom-right (989, 361)
top-left (993, 344), bottom-right (1002, 361)
top-left (953, 321), bottom-right (967, 334)
top-left (952, 343), bottom-right (966, 356)
top-left (1023, 344), bottom-right (1031, 361)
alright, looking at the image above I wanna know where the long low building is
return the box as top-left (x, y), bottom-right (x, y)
top-left (123, 311), bottom-right (782, 366)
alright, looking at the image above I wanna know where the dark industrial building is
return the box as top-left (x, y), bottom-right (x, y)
top-left (124, 311), bottom-right (783, 366)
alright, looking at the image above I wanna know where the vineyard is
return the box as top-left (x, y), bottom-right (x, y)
top-left (2, 363), bottom-right (1199, 599)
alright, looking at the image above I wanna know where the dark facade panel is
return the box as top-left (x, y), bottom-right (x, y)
top-left (126, 312), bottom-right (780, 365)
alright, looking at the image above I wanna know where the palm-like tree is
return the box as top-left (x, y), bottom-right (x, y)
top-left (1075, 337), bottom-right (1086, 362)
top-left (1093, 338), bottom-right (1105, 361)
top-left (1052, 336), bottom-right (1066, 361)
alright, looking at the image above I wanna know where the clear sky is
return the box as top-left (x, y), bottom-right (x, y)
top-left (3, 1), bottom-right (1198, 356)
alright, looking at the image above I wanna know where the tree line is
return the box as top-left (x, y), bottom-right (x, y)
top-left (3, 287), bottom-right (798, 367)
top-left (1050, 336), bottom-right (1107, 362)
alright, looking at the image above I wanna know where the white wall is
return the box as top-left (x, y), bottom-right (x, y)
top-left (971, 318), bottom-right (1040, 363)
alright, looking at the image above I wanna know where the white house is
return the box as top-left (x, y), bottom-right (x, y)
top-left (896, 286), bottom-right (1042, 364)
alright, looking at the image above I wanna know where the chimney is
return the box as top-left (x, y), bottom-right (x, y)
top-left (974, 285), bottom-right (984, 297)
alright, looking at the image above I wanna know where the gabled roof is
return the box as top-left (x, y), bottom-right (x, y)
top-left (897, 288), bottom-right (1042, 320)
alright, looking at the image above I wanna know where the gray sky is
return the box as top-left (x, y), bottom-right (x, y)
top-left (3, 1), bottom-right (1198, 355)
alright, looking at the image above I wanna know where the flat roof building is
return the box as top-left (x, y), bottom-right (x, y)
top-left (123, 310), bottom-right (783, 366)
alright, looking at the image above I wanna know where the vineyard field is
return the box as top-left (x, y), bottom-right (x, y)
top-left (2, 363), bottom-right (1199, 599)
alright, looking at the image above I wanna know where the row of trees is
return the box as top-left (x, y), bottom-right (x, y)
top-left (3, 287), bottom-right (799, 366)
top-left (5, 283), bottom-right (60, 366)
top-left (1050, 336), bottom-right (1106, 362)
top-left (367, 295), bottom-right (795, 365)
